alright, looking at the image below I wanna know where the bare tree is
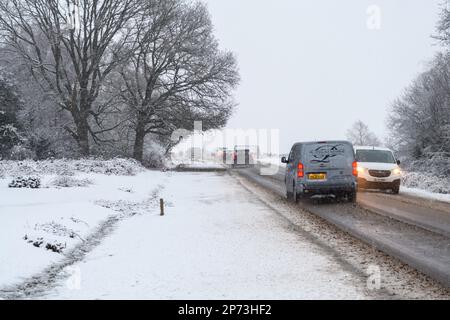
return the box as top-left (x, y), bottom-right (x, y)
top-left (347, 120), bottom-right (381, 146)
top-left (114, 0), bottom-right (239, 162)
top-left (435, 0), bottom-right (450, 47)
top-left (0, 46), bottom-right (78, 158)
top-left (388, 53), bottom-right (450, 159)
top-left (0, 0), bottom-right (141, 155)
top-left (0, 69), bottom-right (24, 158)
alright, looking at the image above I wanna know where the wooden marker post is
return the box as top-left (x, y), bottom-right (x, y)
top-left (160, 199), bottom-right (165, 216)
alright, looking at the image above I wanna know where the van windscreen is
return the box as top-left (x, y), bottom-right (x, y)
top-left (304, 143), bottom-right (354, 168)
top-left (356, 150), bottom-right (395, 163)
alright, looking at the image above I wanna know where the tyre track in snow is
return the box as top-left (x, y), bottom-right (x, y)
top-left (0, 185), bottom-right (165, 300)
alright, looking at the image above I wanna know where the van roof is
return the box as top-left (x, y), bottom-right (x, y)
top-left (293, 140), bottom-right (353, 147)
top-left (354, 146), bottom-right (392, 152)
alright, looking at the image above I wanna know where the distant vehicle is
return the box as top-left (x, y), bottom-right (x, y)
top-left (354, 146), bottom-right (401, 194)
top-left (232, 145), bottom-right (258, 167)
top-left (282, 141), bottom-right (357, 202)
top-left (216, 147), bottom-right (228, 164)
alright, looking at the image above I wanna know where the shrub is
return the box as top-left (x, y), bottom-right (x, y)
top-left (402, 171), bottom-right (450, 194)
top-left (9, 177), bottom-right (41, 188)
top-left (49, 176), bottom-right (92, 188)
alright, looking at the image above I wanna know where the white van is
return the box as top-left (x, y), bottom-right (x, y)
top-left (354, 146), bottom-right (402, 194)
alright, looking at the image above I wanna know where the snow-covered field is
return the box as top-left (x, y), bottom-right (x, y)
top-left (0, 160), bottom-right (371, 299)
top-left (0, 160), bottom-right (165, 289)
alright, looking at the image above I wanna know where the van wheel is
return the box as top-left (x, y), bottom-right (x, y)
top-left (286, 189), bottom-right (293, 200)
top-left (391, 182), bottom-right (400, 195)
top-left (293, 183), bottom-right (302, 203)
top-left (348, 189), bottom-right (357, 203)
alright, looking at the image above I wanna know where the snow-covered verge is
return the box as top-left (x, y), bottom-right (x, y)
top-left (258, 156), bottom-right (283, 167)
top-left (401, 171), bottom-right (450, 195)
top-left (167, 159), bottom-right (226, 170)
top-left (401, 186), bottom-right (450, 203)
top-left (400, 156), bottom-right (450, 195)
top-left (0, 159), bottom-right (165, 289)
top-left (0, 158), bottom-right (144, 178)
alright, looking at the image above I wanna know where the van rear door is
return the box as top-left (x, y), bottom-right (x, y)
top-left (303, 142), bottom-right (355, 182)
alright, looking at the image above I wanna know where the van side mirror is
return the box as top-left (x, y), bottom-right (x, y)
top-left (281, 157), bottom-right (288, 164)
top-left (397, 160), bottom-right (401, 165)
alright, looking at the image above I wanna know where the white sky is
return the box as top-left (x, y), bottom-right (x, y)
top-left (204, 0), bottom-right (444, 153)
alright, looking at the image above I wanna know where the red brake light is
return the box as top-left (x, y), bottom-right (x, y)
top-left (297, 162), bottom-right (304, 178)
top-left (352, 161), bottom-right (358, 177)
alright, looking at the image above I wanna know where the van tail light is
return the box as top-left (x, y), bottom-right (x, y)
top-left (352, 161), bottom-right (358, 177)
top-left (297, 162), bottom-right (304, 178)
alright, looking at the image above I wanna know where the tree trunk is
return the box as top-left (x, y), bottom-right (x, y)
top-left (76, 117), bottom-right (90, 157)
top-left (70, 104), bottom-right (90, 157)
top-left (133, 122), bottom-right (146, 163)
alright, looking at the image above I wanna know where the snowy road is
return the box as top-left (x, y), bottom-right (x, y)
top-left (358, 191), bottom-right (450, 237)
top-left (249, 163), bottom-right (450, 236)
top-left (236, 165), bottom-right (450, 289)
top-left (42, 172), bottom-right (373, 299)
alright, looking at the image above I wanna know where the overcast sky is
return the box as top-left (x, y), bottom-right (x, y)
top-left (204, 0), bottom-right (443, 153)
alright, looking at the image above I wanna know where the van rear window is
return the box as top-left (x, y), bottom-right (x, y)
top-left (304, 143), bottom-right (354, 167)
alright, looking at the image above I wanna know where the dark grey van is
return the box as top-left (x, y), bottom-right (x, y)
top-left (281, 141), bottom-right (358, 202)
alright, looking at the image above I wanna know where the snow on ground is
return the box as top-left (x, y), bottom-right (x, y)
top-left (401, 171), bottom-right (450, 195)
top-left (401, 187), bottom-right (450, 204)
top-left (0, 160), bottom-right (165, 288)
top-left (44, 172), bottom-right (368, 300)
top-left (0, 158), bottom-right (144, 177)
top-left (168, 158), bottom-right (226, 170)
top-left (258, 156), bottom-right (284, 167)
